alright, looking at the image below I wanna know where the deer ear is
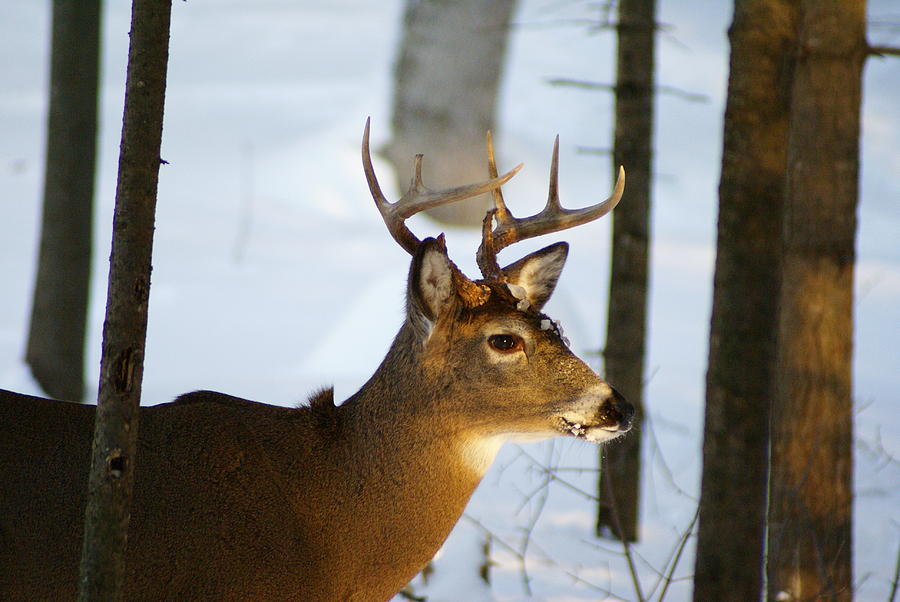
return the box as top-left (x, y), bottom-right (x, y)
top-left (502, 242), bottom-right (569, 311)
top-left (408, 236), bottom-right (458, 327)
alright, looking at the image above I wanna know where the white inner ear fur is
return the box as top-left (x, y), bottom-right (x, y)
top-left (510, 250), bottom-right (566, 307)
top-left (419, 248), bottom-right (455, 319)
top-left (507, 283), bottom-right (527, 300)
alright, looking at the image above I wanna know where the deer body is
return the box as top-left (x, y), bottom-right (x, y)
top-left (1, 123), bottom-right (631, 600)
top-left (1, 387), bottom-right (486, 600)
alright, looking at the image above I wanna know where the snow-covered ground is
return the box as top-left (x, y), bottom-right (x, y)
top-left (1, 1), bottom-right (897, 600)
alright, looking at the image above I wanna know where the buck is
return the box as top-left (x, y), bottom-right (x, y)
top-left (0, 120), bottom-right (632, 600)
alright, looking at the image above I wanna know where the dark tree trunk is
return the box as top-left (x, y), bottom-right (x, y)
top-left (692, 1), bottom-right (797, 599)
top-left (26, 0), bottom-right (102, 402)
top-left (766, 2), bottom-right (865, 600)
top-left (385, 0), bottom-right (517, 226)
top-left (78, 1), bottom-right (172, 599)
top-left (597, 0), bottom-right (655, 544)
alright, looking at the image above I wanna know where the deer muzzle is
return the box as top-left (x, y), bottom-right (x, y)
top-left (558, 384), bottom-right (634, 444)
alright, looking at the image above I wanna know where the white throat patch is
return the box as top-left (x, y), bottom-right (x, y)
top-left (460, 436), bottom-right (505, 475)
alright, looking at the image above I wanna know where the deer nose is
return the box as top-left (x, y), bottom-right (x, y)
top-left (609, 386), bottom-right (634, 432)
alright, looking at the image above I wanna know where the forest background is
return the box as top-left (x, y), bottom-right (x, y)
top-left (0, 1), bottom-right (897, 600)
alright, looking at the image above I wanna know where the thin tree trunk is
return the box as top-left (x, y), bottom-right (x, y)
top-left (385, 0), bottom-right (516, 226)
top-left (78, 1), bottom-right (172, 599)
top-left (692, 1), bottom-right (797, 599)
top-left (766, 2), bottom-right (865, 600)
top-left (26, 0), bottom-right (102, 402)
top-left (597, 0), bottom-right (655, 544)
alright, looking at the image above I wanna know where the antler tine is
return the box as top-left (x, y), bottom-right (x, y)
top-left (362, 117), bottom-right (524, 255)
top-left (485, 131), bottom-right (513, 221)
top-left (546, 135), bottom-right (561, 210)
top-left (362, 118), bottom-right (419, 253)
top-left (498, 162), bottom-right (625, 248)
top-left (477, 135), bottom-right (626, 280)
top-left (476, 131), bottom-right (516, 280)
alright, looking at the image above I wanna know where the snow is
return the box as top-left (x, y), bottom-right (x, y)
top-left (1, 0), bottom-right (898, 600)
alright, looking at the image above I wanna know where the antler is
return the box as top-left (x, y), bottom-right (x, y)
top-left (476, 132), bottom-right (626, 280)
top-left (362, 117), bottom-right (523, 255)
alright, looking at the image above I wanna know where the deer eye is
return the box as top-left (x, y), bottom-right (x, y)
top-left (488, 334), bottom-right (522, 352)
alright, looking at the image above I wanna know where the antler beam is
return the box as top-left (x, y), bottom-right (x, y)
top-left (362, 117), bottom-right (523, 255)
top-left (477, 132), bottom-right (625, 280)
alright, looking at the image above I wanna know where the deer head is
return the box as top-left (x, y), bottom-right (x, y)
top-left (360, 118), bottom-right (632, 464)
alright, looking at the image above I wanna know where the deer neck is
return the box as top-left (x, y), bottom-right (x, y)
top-left (310, 322), bottom-right (495, 597)
top-left (344, 320), bottom-right (493, 501)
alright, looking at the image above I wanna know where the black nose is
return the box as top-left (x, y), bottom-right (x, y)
top-left (610, 386), bottom-right (635, 431)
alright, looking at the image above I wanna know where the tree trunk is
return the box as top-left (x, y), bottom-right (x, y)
top-left (385, 0), bottom-right (517, 226)
top-left (78, 1), bottom-right (172, 599)
top-left (597, 0), bottom-right (655, 544)
top-left (692, 1), bottom-right (797, 599)
top-left (26, 0), bottom-right (102, 402)
top-left (766, 2), bottom-right (865, 600)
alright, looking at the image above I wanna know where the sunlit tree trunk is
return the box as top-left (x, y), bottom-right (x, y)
top-left (692, 1), bottom-right (797, 599)
top-left (385, 0), bottom-right (516, 226)
top-left (78, 0), bottom-right (172, 598)
top-left (766, 2), bottom-right (865, 600)
top-left (597, 0), bottom-right (655, 544)
top-left (26, 0), bottom-right (102, 402)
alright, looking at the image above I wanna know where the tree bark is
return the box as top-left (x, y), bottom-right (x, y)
top-left (78, 1), bottom-right (172, 599)
top-left (385, 0), bottom-right (517, 226)
top-left (692, 1), bottom-right (797, 599)
top-left (766, 2), bottom-right (865, 600)
top-left (597, 0), bottom-right (655, 544)
top-left (26, 0), bottom-right (102, 402)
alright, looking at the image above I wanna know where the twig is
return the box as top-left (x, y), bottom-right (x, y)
top-left (546, 77), bottom-right (614, 91)
top-left (656, 505), bottom-right (700, 601)
top-left (888, 534), bottom-right (900, 602)
top-left (545, 465), bottom-right (602, 473)
top-left (656, 84), bottom-right (710, 102)
top-left (462, 511), bottom-right (562, 596)
top-left (577, 145), bottom-right (613, 156)
top-left (546, 78), bottom-right (709, 102)
top-left (564, 569), bottom-right (632, 602)
top-left (868, 44), bottom-right (900, 57)
top-left (515, 446), bottom-right (598, 501)
top-left (461, 514), bottom-right (524, 563)
top-left (396, 587), bottom-right (428, 602)
top-left (601, 464), bottom-right (646, 602)
top-left (643, 410), bottom-right (694, 500)
top-left (510, 18), bottom-right (616, 32)
top-left (515, 442), bottom-right (556, 596)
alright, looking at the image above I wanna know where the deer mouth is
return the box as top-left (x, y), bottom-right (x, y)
top-left (559, 416), bottom-right (630, 443)
top-left (555, 383), bottom-right (634, 443)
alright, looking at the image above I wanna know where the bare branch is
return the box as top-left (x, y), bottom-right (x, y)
top-left (656, 506), bottom-right (700, 601)
top-left (868, 44), bottom-right (900, 57)
top-left (563, 569), bottom-right (632, 602)
top-left (576, 146), bottom-right (613, 156)
top-left (600, 461), bottom-right (646, 602)
top-left (889, 535), bottom-right (900, 602)
top-left (546, 77), bottom-right (615, 91)
top-left (547, 78), bottom-right (709, 102)
top-left (656, 84), bottom-right (710, 102)
top-left (515, 442), bottom-right (555, 596)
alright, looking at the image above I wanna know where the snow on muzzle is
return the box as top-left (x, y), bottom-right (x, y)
top-left (558, 384), bottom-right (634, 444)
